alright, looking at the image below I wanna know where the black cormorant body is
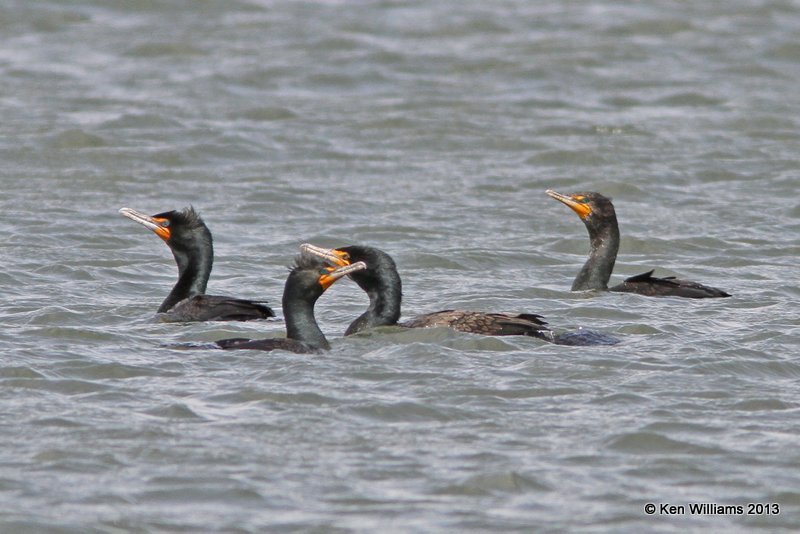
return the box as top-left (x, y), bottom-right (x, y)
top-left (301, 244), bottom-right (554, 342)
top-left (214, 257), bottom-right (367, 353)
top-left (119, 207), bottom-right (275, 321)
top-left (546, 190), bottom-right (730, 298)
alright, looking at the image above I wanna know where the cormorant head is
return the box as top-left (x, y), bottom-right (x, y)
top-left (299, 243), bottom-right (397, 292)
top-left (545, 190), bottom-right (617, 235)
top-left (284, 254), bottom-right (368, 304)
top-left (119, 206), bottom-right (212, 255)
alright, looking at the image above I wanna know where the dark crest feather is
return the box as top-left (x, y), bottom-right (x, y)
top-left (153, 206), bottom-right (205, 229)
top-left (289, 254), bottom-right (325, 273)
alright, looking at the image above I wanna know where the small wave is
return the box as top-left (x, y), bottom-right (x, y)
top-left (606, 431), bottom-right (727, 455)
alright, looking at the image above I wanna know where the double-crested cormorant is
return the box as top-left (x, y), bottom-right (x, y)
top-left (300, 244), bottom-right (555, 342)
top-left (546, 190), bottom-right (730, 298)
top-left (119, 207), bottom-right (275, 321)
top-left (214, 256), bottom-right (367, 353)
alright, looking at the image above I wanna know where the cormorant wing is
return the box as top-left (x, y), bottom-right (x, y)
top-left (160, 295), bottom-right (275, 322)
top-left (612, 270), bottom-right (730, 298)
top-left (402, 310), bottom-right (553, 340)
top-left (214, 336), bottom-right (317, 353)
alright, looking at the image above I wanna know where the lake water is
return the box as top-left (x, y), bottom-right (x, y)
top-left (1, 1), bottom-right (799, 532)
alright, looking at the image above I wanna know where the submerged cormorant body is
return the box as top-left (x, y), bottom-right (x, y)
top-left (546, 190), bottom-right (730, 298)
top-left (214, 257), bottom-right (367, 353)
top-left (301, 244), bottom-right (555, 342)
top-left (119, 207), bottom-right (275, 321)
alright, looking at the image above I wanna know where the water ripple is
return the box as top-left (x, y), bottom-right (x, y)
top-left (0, 0), bottom-right (798, 531)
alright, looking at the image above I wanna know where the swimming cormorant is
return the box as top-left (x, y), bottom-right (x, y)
top-left (214, 256), bottom-right (367, 353)
top-left (545, 190), bottom-right (730, 298)
top-left (300, 244), bottom-right (556, 342)
top-left (119, 206), bottom-right (275, 321)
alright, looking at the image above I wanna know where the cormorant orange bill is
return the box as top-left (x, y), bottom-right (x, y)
top-left (545, 190), bottom-right (593, 220)
top-left (119, 207), bottom-right (171, 241)
top-left (300, 243), bottom-right (351, 267)
top-left (319, 261), bottom-right (368, 288)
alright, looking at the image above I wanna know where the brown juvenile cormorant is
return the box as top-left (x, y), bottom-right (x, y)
top-left (545, 190), bottom-right (730, 298)
top-left (119, 206), bottom-right (275, 321)
top-left (214, 256), bottom-right (368, 353)
top-left (300, 244), bottom-right (556, 342)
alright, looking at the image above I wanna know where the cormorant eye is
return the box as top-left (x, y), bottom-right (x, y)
top-left (340, 253), bottom-right (350, 261)
top-left (161, 220), bottom-right (170, 227)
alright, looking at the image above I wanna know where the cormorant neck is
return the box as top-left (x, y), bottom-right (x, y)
top-left (284, 295), bottom-right (329, 350)
top-left (573, 219), bottom-right (619, 291)
top-left (345, 263), bottom-right (402, 335)
top-left (159, 238), bottom-right (213, 313)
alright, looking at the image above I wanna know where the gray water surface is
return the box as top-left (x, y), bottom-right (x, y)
top-left (1, 1), bottom-right (799, 532)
